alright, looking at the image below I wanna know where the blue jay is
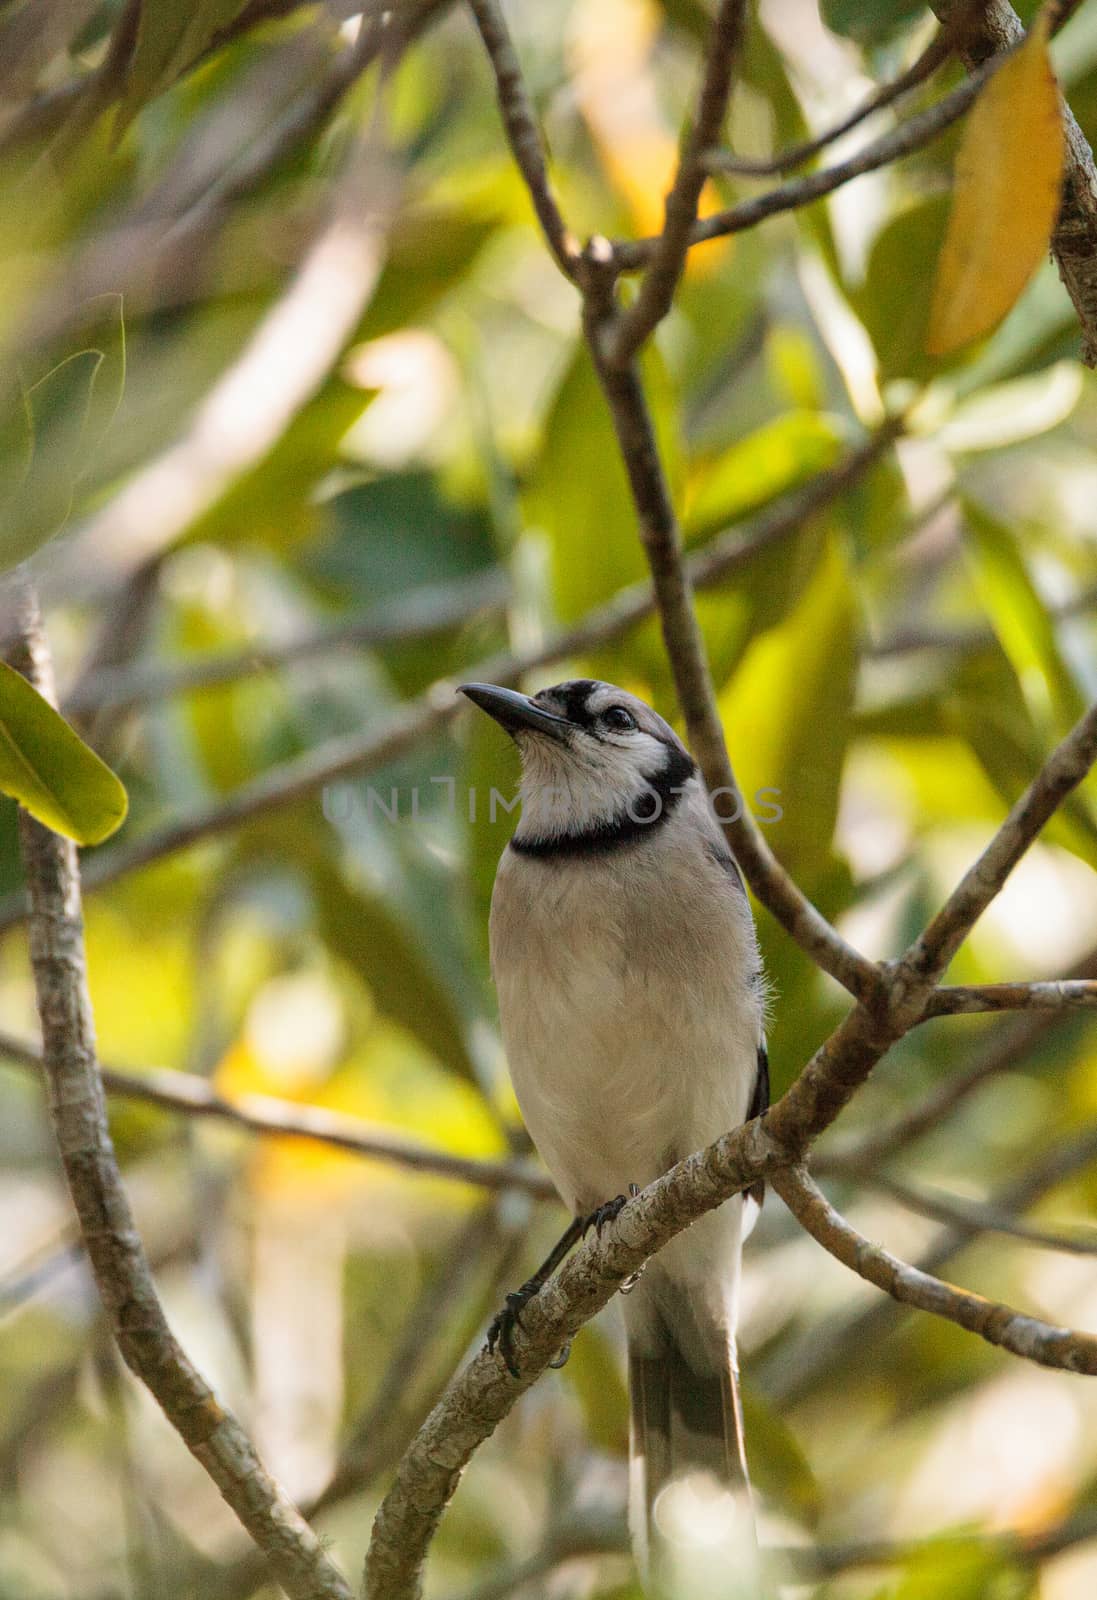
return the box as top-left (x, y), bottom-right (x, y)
top-left (460, 678), bottom-right (768, 1572)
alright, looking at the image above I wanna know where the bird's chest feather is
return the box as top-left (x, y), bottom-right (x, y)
top-left (489, 834), bottom-right (761, 1208)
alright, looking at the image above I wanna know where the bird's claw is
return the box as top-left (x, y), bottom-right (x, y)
top-left (486, 1285), bottom-right (537, 1378)
top-left (583, 1182), bottom-right (640, 1238)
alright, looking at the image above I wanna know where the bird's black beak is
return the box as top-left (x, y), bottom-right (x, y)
top-left (458, 683), bottom-right (572, 742)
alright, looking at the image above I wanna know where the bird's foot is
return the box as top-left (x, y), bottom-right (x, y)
top-left (486, 1280), bottom-right (540, 1379)
top-left (582, 1182), bottom-right (640, 1238)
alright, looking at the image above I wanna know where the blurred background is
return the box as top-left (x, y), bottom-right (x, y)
top-left (3, 0), bottom-right (1097, 1595)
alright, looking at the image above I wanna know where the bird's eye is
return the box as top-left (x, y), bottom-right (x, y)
top-left (602, 706), bottom-right (637, 732)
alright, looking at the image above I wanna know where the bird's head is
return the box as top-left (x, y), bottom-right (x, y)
top-left (458, 679), bottom-right (696, 855)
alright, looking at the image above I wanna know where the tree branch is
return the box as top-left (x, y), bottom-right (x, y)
top-left (772, 1165), bottom-right (1097, 1373)
top-left (9, 592), bottom-right (353, 1600)
top-left (771, 1124), bottom-right (1097, 1405)
top-left (466, 0), bottom-right (579, 277)
top-left (831, 945), bottom-right (1097, 1169)
top-left (902, 701), bottom-right (1097, 989)
top-left (926, 980), bottom-right (1097, 1016)
top-left (820, 1160), bottom-right (1097, 1256)
top-left (62, 569), bottom-right (510, 716)
top-left (613, 60), bottom-right (994, 270)
top-left (710, 6), bottom-right (966, 178)
top-left (0, 1029), bottom-right (556, 1199)
top-left (604, 0), bottom-right (748, 364)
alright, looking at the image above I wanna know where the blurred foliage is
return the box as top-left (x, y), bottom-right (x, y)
top-left (1, 2), bottom-right (1097, 1598)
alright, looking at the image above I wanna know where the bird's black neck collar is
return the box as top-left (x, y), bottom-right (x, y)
top-left (510, 748), bottom-right (696, 860)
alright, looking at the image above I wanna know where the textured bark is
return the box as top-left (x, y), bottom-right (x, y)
top-left (12, 593), bottom-right (353, 1600)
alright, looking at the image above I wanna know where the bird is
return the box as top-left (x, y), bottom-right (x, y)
top-left (459, 676), bottom-right (769, 1578)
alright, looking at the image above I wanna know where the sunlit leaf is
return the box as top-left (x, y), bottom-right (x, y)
top-left (888, 1539), bottom-right (1032, 1600)
top-left (0, 662), bottom-right (128, 845)
top-left (926, 17), bottom-right (1065, 357)
top-left (684, 413), bottom-right (842, 544)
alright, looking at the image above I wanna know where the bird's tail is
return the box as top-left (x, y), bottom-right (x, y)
top-left (627, 1308), bottom-right (754, 1591)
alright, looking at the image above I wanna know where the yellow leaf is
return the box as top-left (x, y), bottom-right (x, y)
top-left (926, 16), bottom-right (1064, 357)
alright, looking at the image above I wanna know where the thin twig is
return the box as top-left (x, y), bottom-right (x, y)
top-left (63, 570), bottom-right (510, 716)
top-left (615, 61), bottom-right (995, 271)
top-left (10, 592), bottom-right (353, 1600)
top-left (769, 1125), bottom-right (1097, 1404)
top-left (708, 9), bottom-right (964, 177)
top-left (605, 0), bottom-right (748, 364)
top-left (831, 944), bottom-right (1097, 1169)
top-left (0, 1029), bottom-right (557, 1199)
top-left (772, 1165), bottom-right (1097, 1372)
top-left (466, 0), bottom-right (579, 277)
top-left (819, 1160), bottom-right (1097, 1255)
top-left (926, 980), bottom-right (1097, 1016)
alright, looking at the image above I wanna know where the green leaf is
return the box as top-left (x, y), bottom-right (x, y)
top-left (523, 341), bottom-right (680, 626)
top-left (185, 379), bottom-right (373, 554)
top-left (718, 535), bottom-right (858, 885)
top-left (822, 0), bottom-right (924, 42)
top-left (0, 662), bottom-right (128, 845)
top-left (961, 499), bottom-right (1085, 739)
top-left (305, 841), bottom-right (480, 1087)
top-left (684, 413), bottom-right (843, 544)
top-left (740, 1382), bottom-right (821, 1526)
top-left (855, 197), bottom-right (954, 384)
top-left (562, 1323), bottom-right (629, 1456)
top-left (887, 1539), bottom-right (1032, 1600)
top-left (313, 471), bottom-right (498, 601)
top-left (0, 296), bottom-right (126, 574)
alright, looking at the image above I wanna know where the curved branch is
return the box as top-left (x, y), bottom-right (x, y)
top-left (772, 1165), bottom-right (1097, 1373)
top-left (10, 594), bottom-right (353, 1600)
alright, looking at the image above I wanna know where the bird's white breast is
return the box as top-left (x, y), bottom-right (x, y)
top-left (489, 791), bottom-right (763, 1215)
